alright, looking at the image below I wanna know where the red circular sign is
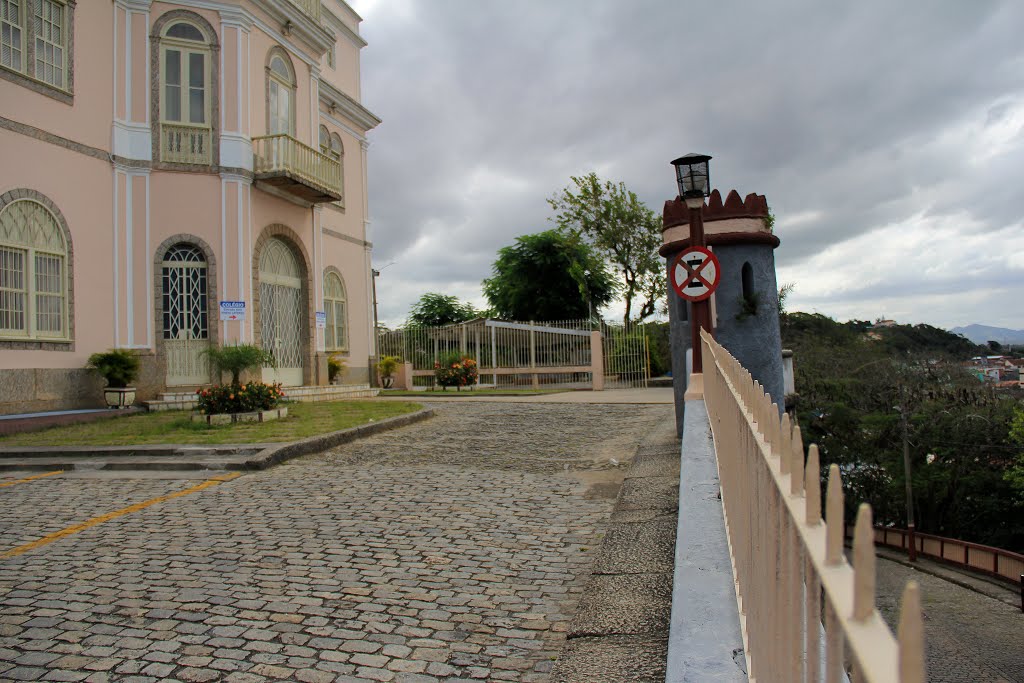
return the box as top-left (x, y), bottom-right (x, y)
top-left (670, 246), bottom-right (721, 302)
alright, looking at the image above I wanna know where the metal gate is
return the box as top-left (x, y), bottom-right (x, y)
top-left (602, 322), bottom-right (650, 388)
top-left (259, 238), bottom-right (304, 386)
top-left (162, 244), bottom-right (210, 386)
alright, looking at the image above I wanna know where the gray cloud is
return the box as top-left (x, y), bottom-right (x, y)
top-left (353, 0), bottom-right (1024, 329)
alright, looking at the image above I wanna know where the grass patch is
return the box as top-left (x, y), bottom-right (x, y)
top-left (0, 401), bottom-right (422, 447)
top-left (382, 388), bottom-right (570, 397)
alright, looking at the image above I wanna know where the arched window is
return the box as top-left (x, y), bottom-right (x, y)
top-left (318, 124), bottom-right (330, 156)
top-left (158, 19), bottom-right (212, 164)
top-left (330, 132), bottom-right (344, 204)
top-left (329, 132), bottom-right (343, 161)
top-left (0, 199), bottom-right (68, 339)
top-left (267, 49), bottom-right (295, 136)
top-left (323, 270), bottom-right (347, 352)
top-left (741, 262), bottom-right (754, 301)
top-left (738, 261), bottom-right (757, 320)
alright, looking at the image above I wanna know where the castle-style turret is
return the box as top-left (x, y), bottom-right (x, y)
top-left (662, 189), bottom-right (784, 432)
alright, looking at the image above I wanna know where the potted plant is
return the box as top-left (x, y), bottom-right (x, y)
top-left (377, 355), bottom-right (400, 388)
top-left (328, 355), bottom-right (346, 384)
top-left (87, 348), bottom-right (141, 409)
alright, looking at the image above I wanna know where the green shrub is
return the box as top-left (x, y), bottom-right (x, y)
top-left (204, 344), bottom-right (274, 386)
top-left (86, 348), bottom-right (140, 388)
top-left (195, 382), bottom-right (285, 415)
top-left (434, 352), bottom-right (478, 390)
top-left (328, 355), bottom-right (346, 383)
top-left (377, 355), bottom-right (401, 378)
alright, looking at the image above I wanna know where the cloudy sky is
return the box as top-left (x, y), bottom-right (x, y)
top-left (348, 0), bottom-right (1024, 332)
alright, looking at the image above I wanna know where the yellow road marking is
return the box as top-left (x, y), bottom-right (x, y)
top-left (0, 470), bottom-right (63, 488)
top-left (0, 472), bottom-right (241, 560)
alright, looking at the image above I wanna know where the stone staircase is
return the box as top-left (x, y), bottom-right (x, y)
top-left (143, 384), bottom-right (379, 412)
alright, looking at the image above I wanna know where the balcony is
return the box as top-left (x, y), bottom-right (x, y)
top-left (160, 123), bottom-right (212, 165)
top-left (252, 134), bottom-right (342, 204)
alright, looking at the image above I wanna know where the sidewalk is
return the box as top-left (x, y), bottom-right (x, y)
top-left (0, 407), bottom-right (145, 436)
top-left (0, 409), bottom-right (434, 474)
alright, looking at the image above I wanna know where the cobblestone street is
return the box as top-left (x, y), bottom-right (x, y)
top-left (0, 402), bottom-right (670, 682)
top-left (874, 554), bottom-right (1024, 683)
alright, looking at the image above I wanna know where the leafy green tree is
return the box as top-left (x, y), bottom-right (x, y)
top-left (548, 173), bottom-right (665, 324)
top-left (782, 312), bottom-right (1023, 551)
top-left (407, 292), bottom-right (478, 327)
top-left (482, 230), bottom-right (617, 321)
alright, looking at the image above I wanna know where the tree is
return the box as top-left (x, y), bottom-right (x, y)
top-left (406, 292), bottom-right (478, 327)
top-left (482, 230), bottom-right (618, 321)
top-left (548, 173), bottom-right (665, 324)
top-left (782, 312), bottom-right (1023, 551)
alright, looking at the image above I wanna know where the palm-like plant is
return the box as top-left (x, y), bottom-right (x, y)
top-left (203, 344), bottom-right (275, 386)
top-left (86, 349), bottom-right (140, 388)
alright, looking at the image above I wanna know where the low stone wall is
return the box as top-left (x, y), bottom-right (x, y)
top-left (0, 368), bottom-right (104, 416)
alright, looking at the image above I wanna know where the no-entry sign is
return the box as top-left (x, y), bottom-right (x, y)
top-left (670, 246), bottom-right (721, 302)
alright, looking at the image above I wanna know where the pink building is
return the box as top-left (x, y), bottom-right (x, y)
top-left (0, 0), bottom-right (380, 414)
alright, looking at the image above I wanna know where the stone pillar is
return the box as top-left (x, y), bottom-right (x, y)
top-left (590, 331), bottom-right (604, 391)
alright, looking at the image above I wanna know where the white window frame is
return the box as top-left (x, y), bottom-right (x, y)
top-left (0, 199), bottom-right (68, 341)
top-left (323, 269), bottom-right (347, 352)
top-left (266, 48), bottom-right (296, 137)
top-left (159, 21), bottom-right (211, 129)
top-left (0, 0), bottom-right (71, 93)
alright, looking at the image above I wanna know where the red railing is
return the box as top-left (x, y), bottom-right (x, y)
top-left (864, 525), bottom-right (1024, 585)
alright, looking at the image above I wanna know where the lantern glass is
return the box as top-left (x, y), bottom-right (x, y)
top-left (671, 153), bottom-right (712, 199)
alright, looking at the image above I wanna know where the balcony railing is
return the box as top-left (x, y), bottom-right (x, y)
top-left (252, 134), bottom-right (342, 204)
top-left (160, 123), bottom-right (212, 165)
top-left (287, 0), bottom-right (320, 21)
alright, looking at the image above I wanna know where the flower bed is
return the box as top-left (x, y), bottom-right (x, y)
top-left (195, 382), bottom-right (285, 415)
top-left (434, 353), bottom-right (479, 390)
top-left (191, 382), bottom-right (287, 424)
top-left (191, 406), bottom-right (288, 425)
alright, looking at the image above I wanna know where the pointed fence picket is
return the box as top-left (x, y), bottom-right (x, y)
top-left (700, 330), bottom-right (926, 683)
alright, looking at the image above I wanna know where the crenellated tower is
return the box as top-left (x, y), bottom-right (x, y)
top-left (662, 189), bottom-right (784, 433)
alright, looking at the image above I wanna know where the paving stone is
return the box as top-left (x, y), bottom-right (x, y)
top-left (0, 403), bottom-right (670, 682)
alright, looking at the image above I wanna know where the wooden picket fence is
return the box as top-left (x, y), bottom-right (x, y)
top-left (701, 330), bottom-right (926, 682)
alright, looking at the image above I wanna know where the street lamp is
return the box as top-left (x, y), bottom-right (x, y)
top-left (670, 153), bottom-right (712, 374)
top-left (672, 153), bottom-right (712, 204)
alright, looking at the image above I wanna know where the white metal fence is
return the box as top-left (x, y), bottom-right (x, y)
top-left (377, 318), bottom-right (650, 389)
top-left (701, 330), bottom-right (926, 683)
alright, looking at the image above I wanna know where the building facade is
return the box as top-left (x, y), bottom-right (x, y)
top-left (0, 0), bottom-right (380, 414)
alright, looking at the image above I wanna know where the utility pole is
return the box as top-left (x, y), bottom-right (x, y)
top-left (900, 382), bottom-right (917, 562)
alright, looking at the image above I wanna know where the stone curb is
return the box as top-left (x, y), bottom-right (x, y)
top-left (0, 408), bottom-right (435, 472)
top-left (239, 408), bottom-right (435, 470)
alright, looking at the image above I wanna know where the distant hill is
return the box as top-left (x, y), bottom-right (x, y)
top-left (782, 313), bottom-right (985, 357)
top-left (950, 324), bottom-right (1024, 346)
